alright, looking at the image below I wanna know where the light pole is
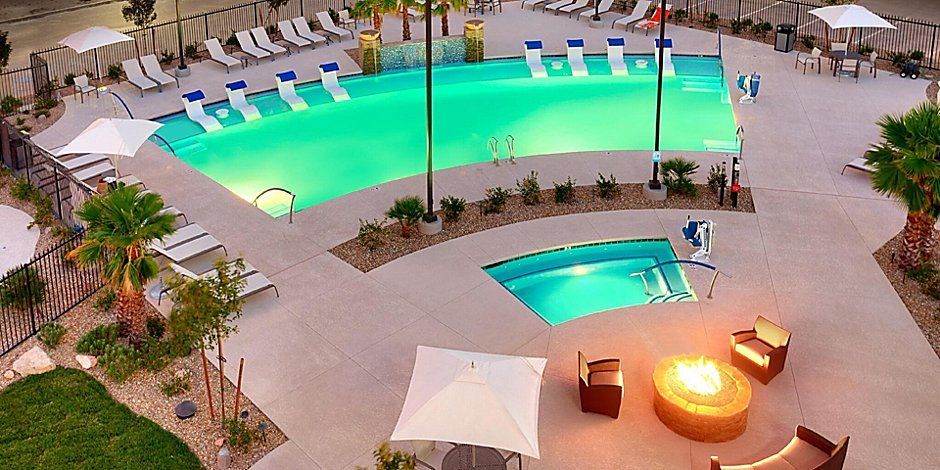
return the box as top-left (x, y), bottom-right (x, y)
top-left (175, 0), bottom-right (189, 76)
top-left (648, 0), bottom-right (668, 194)
top-left (423, 0), bottom-right (439, 229)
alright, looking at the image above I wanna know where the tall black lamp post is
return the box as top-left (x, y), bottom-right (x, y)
top-left (423, 0), bottom-right (439, 228)
top-left (648, 0), bottom-right (668, 193)
top-left (175, 0), bottom-right (189, 76)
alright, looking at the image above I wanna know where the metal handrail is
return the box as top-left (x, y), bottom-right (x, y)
top-left (251, 187), bottom-right (296, 223)
top-left (150, 134), bottom-right (177, 156)
top-left (487, 136), bottom-right (500, 165)
top-left (632, 259), bottom-right (731, 299)
top-left (505, 134), bottom-right (516, 164)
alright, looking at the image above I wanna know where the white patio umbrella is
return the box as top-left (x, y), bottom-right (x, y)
top-left (391, 346), bottom-right (547, 459)
top-left (58, 27), bottom-right (135, 80)
top-left (809, 5), bottom-right (896, 49)
top-left (56, 118), bottom-right (162, 158)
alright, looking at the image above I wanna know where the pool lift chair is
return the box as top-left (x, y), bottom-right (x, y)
top-left (567, 38), bottom-right (588, 76)
top-left (319, 62), bottom-right (350, 102)
top-left (225, 80), bottom-right (262, 121)
top-left (524, 40), bottom-right (548, 78)
top-left (653, 37), bottom-right (675, 76)
top-left (682, 216), bottom-right (714, 262)
top-left (181, 90), bottom-right (223, 133)
top-left (736, 71), bottom-right (761, 104)
top-left (275, 70), bottom-right (308, 111)
top-left (607, 37), bottom-right (628, 75)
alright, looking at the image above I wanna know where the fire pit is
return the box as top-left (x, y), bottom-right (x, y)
top-left (652, 355), bottom-right (751, 442)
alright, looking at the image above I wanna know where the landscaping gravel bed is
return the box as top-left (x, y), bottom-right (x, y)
top-left (331, 183), bottom-right (754, 272)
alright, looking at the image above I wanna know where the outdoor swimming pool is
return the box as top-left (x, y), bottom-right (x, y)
top-left (156, 56), bottom-right (738, 215)
top-left (483, 239), bottom-right (695, 325)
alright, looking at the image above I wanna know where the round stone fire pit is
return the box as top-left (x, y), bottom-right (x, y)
top-left (653, 355), bottom-right (751, 442)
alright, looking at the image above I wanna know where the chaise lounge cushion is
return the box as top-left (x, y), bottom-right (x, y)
top-left (751, 454), bottom-right (794, 469)
top-left (589, 370), bottom-right (623, 387)
top-left (735, 339), bottom-right (773, 366)
top-left (778, 437), bottom-right (830, 468)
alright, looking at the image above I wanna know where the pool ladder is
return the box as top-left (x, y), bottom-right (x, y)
top-left (252, 187), bottom-right (296, 223)
top-left (488, 135), bottom-right (516, 166)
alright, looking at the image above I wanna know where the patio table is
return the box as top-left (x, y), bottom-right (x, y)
top-left (441, 445), bottom-right (517, 470)
top-left (829, 51), bottom-right (862, 76)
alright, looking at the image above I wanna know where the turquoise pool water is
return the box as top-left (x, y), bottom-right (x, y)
top-left (156, 56), bottom-right (738, 214)
top-left (483, 239), bottom-right (695, 325)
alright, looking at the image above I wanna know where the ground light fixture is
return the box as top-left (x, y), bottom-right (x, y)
top-left (647, 0), bottom-right (669, 199)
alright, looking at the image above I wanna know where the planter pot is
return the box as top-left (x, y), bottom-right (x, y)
top-left (175, 66), bottom-right (191, 78)
top-left (589, 18), bottom-right (605, 29)
top-left (418, 217), bottom-right (442, 235)
top-left (643, 182), bottom-right (668, 201)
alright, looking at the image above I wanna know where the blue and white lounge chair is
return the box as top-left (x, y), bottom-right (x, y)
top-left (524, 41), bottom-right (547, 78)
top-left (654, 38), bottom-right (675, 76)
top-left (607, 37), bottom-right (628, 75)
top-left (276, 70), bottom-right (308, 111)
top-left (566, 38), bottom-right (587, 76)
top-left (225, 80), bottom-right (261, 121)
top-left (318, 62), bottom-right (349, 102)
top-left (181, 90), bottom-right (222, 132)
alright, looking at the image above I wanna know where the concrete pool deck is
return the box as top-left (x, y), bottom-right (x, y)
top-left (31, 7), bottom-right (940, 470)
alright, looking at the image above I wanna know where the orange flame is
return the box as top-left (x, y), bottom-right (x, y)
top-left (675, 356), bottom-right (721, 396)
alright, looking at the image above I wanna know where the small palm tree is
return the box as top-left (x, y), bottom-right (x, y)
top-left (866, 101), bottom-right (940, 270)
top-left (432, 0), bottom-right (467, 37)
top-left (69, 185), bottom-right (177, 346)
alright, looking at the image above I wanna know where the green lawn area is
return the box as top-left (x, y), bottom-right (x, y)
top-left (0, 367), bottom-right (201, 469)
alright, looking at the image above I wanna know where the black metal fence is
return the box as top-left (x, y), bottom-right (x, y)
top-left (27, 0), bottom-right (344, 87)
top-left (0, 231), bottom-right (103, 355)
top-left (676, 0), bottom-right (939, 69)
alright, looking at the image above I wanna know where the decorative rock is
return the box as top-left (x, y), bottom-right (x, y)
top-left (12, 346), bottom-right (55, 376)
top-left (3, 370), bottom-right (15, 380)
top-left (76, 354), bottom-right (97, 369)
top-left (215, 437), bottom-right (226, 448)
top-left (927, 80), bottom-right (939, 104)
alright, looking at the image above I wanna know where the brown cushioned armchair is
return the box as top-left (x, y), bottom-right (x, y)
top-left (577, 351), bottom-right (623, 419)
top-left (731, 315), bottom-right (791, 384)
top-left (710, 425), bottom-right (849, 470)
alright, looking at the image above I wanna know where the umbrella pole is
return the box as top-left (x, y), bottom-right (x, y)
top-left (95, 49), bottom-right (101, 81)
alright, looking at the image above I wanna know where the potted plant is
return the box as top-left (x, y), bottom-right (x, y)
top-left (386, 196), bottom-right (426, 238)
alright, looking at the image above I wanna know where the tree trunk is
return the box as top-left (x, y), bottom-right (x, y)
top-left (374, 7), bottom-right (383, 37)
top-left (402, 5), bottom-right (411, 41)
top-left (116, 289), bottom-right (148, 346)
top-left (898, 211), bottom-right (937, 270)
top-left (442, 7), bottom-right (449, 37)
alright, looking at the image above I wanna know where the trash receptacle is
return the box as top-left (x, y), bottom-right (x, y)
top-left (775, 24), bottom-right (796, 53)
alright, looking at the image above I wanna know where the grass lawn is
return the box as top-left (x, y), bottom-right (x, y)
top-left (0, 367), bottom-right (201, 469)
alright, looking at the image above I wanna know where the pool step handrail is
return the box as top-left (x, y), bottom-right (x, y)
top-left (252, 187), bottom-right (296, 223)
top-left (505, 135), bottom-right (516, 164)
top-left (488, 136), bottom-right (500, 165)
top-left (631, 259), bottom-right (731, 299)
top-left (150, 134), bottom-right (177, 156)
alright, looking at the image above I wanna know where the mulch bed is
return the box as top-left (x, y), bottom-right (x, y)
top-left (330, 183), bottom-right (754, 272)
top-left (874, 234), bottom-right (940, 358)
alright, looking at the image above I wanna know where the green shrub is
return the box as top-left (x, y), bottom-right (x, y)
top-left (482, 186), bottom-right (512, 214)
top-left (516, 171), bottom-right (541, 205)
top-left (147, 317), bottom-right (165, 340)
top-left (553, 177), bottom-right (576, 204)
top-left (11, 177), bottom-right (34, 201)
top-left (225, 32), bottom-right (238, 47)
top-left (224, 418), bottom-right (257, 453)
top-left (99, 344), bottom-right (142, 383)
top-left (923, 278), bottom-right (940, 300)
top-left (800, 35), bottom-right (815, 49)
top-left (662, 157), bottom-right (700, 196)
top-left (890, 52), bottom-right (909, 67)
top-left (159, 50), bottom-right (176, 64)
top-left (28, 193), bottom-right (55, 230)
top-left (440, 195), bottom-right (466, 222)
top-left (138, 339), bottom-right (169, 372)
top-left (365, 441), bottom-right (415, 470)
top-left (906, 264), bottom-right (938, 283)
top-left (752, 20), bottom-right (772, 37)
top-left (76, 323), bottom-right (121, 356)
top-left (93, 288), bottom-right (117, 313)
top-left (64, 73), bottom-right (77, 86)
top-left (595, 173), bottom-right (620, 199)
top-left (184, 43), bottom-right (199, 59)
top-left (706, 163), bottom-right (727, 195)
top-left (0, 266), bottom-right (46, 310)
top-left (50, 225), bottom-right (76, 240)
top-left (909, 50), bottom-right (925, 62)
top-left (704, 12), bottom-right (719, 29)
top-left (107, 64), bottom-right (121, 80)
top-left (858, 44), bottom-right (874, 55)
top-left (730, 19), bottom-right (744, 35)
top-left (385, 196), bottom-right (426, 237)
top-left (0, 95), bottom-right (22, 115)
top-left (14, 117), bottom-right (25, 126)
top-left (160, 371), bottom-right (192, 398)
top-left (38, 322), bottom-right (66, 348)
top-left (672, 9), bottom-right (687, 23)
top-left (357, 218), bottom-right (387, 252)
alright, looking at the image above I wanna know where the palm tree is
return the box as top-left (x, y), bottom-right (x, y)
top-left (400, 0), bottom-right (413, 41)
top-left (352, 0), bottom-right (399, 39)
top-left (866, 101), bottom-right (940, 270)
top-left (68, 185), bottom-right (177, 345)
top-left (433, 0), bottom-right (467, 37)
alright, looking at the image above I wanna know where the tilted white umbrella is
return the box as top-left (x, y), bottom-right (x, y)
top-left (59, 27), bottom-right (136, 80)
top-left (56, 118), bottom-right (162, 158)
top-left (391, 346), bottom-right (547, 458)
top-left (808, 5), bottom-right (896, 30)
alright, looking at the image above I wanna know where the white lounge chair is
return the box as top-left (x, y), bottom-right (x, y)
top-left (558, 0), bottom-right (591, 17)
top-left (291, 17), bottom-right (329, 46)
top-left (339, 9), bottom-right (358, 29)
top-left (579, 0), bottom-right (614, 21)
top-left (607, 37), bottom-right (627, 75)
top-left (544, 0), bottom-right (575, 14)
top-left (181, 90), bottom-right (223, 133)
top-left (73, 75), bottom-right (97, 103)
top-left (612, 0), bottom-right (651, 30)
top-left (158, 261), bottom-right (274, 304)
top-left (235, 30), bottom-right (272, 63)
top-left (566, 38), bottom-right (588, 76)
top-left (633, 3), bottom-right (671, 35)
top-left (55, 153), bottom-right (109, 171)
top-left (250, 27), bottom-right (288, 57)
top-left (318, 62), bottom-right (350, 102)
top-left (276, 70), bottom-right (308, 111)
top-left (521, 0), bottom-right (553, 10)
top-left (72, 162), bottom-right (116, 186)
top-left (151, 223), bottom-right (209, 251)
top-left (205, 38), bottom-right (243, 73)
top-left (316, 12), bottom-right (353, 41)
top-left (225, 80), bottom-right (262, 121)
top-left (141, 54), bottom-right (179, 90)
top-left (152, 235), bottom-right (227, 264)
top-left (654, 37), bottom-right (675, 75)
top-left (524, 40), bottom-right (547, 78)
top-left (841, 157), bottom-right (874, 175)
top-left (277, 20), bottom-right (312, 50)
top-left (120, 59), bottom-right (159, 97)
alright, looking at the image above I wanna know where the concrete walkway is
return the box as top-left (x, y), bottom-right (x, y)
top-left (32, 7), bottom-right (940, 470)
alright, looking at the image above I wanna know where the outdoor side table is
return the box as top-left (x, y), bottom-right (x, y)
top-left (441, 445), bottom-right (510, 470)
